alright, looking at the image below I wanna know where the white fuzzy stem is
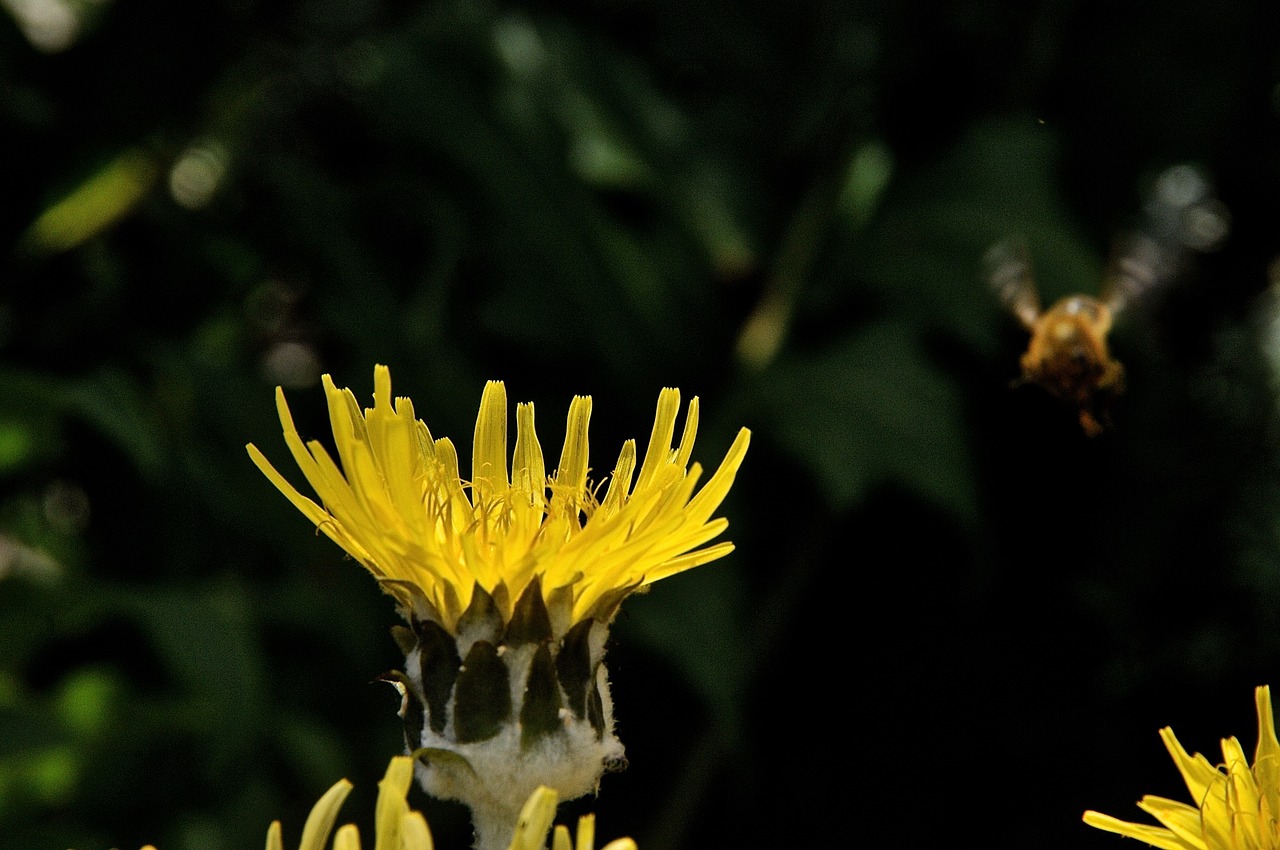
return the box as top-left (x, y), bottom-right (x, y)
top-left (470, 799), bottom-right (524, 850)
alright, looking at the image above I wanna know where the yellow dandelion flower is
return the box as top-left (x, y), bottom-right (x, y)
top-left (247, 367), bottom-right (749, 849)
top-left (1084, 685), bottom-right (1280, 850)
top-left (247, 366), bottom-right (749, 634)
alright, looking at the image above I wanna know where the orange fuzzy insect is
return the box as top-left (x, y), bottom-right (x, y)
top-left (986, 164), bottom-right (1229, 436)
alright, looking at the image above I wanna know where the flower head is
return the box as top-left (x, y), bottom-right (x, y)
top-left (248, 367), bottom-right (748, 849)
top-left (247, 366), bottom-right (749, 637)
top-left (1084, 685), bottom-right (1280, 850)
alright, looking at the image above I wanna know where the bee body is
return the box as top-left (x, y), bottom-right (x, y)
top-left (1019, 295), bottom-right (1123, 436)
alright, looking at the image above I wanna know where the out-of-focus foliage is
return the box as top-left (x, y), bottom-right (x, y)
top-left (4, 0), bottom-right (1280, 849)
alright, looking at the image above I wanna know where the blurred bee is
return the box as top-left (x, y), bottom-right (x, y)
top-left (986, 164), bottom-right (1229, 436)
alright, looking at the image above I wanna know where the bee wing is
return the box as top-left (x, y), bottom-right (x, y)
top-left (1103, 164), bottom-right (1230, 316)
top-left (983, 237), bottom-right (1041, 330)
top-left (1100, 233), bottom-right (1168, 317)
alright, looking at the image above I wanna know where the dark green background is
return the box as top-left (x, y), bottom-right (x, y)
top-left (4, 1), bottom-right (1280, 848)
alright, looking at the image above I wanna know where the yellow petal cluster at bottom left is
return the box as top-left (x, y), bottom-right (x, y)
top-left (266, 755), bottom-right (637, 850)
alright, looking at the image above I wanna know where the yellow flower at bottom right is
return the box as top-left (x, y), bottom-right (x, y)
top-left (1084, 685), bottom-right (1280, 850)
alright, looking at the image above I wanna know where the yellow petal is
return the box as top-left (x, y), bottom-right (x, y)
top-left (246, 444), bottom-right (333, 531)
top-left (1256, 686), bottom-right (1280, 825)
top-left (1136, 796), bottom-right (1210, 850)
top-left (633, 388), bottom-right (680, 494)
top-left (374, 756), bottom-right (415, 850)
top-left (298, 779), bottom-right (354, 850)
top-left (513, 402), bottom-right (546, 513)
top-left (1083, 810), bottom-right (1195, 850)
top-left (681, 427), bottom-right (751, 525)
top-left (599, 440), bottom-right (637, 515)
top-left (399, 811), bottom-right (434, 850)
top-left (508, 786), bottom-right (558, 850)
top-left (266, 821), bottom-right (283, 850)
top-left (673, 397), bottom-right (699, 470)
top-left (333, 824), bottom-right (362, 850)
top-left (473, 381), bottom-right (509, 503)
top-left (550, 396), bottom-right (592, 520)
top-left (1160, 726), bottom-right (1221, 806)
top-left (599, 840), bottom-right (638, 850)
top-left (573, 814), bottom-right (595, 850)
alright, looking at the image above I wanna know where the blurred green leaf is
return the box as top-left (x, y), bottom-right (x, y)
top-left (55, 668), bottom-right (121, 737)
top-left (125, 583), bottom-right (265, 750)
top-left (0, 423), bottom-right (34, 473)
top-left (25, 745), bottom-right (78, 804)
top-left (21, 149), bottom-right (159, 255)
top-left (838, 139), bottom-right (895, 228)
top-left (0, 368), bottom-right (166, 481)
top-left (750, 320), bottom-right (975, 519)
